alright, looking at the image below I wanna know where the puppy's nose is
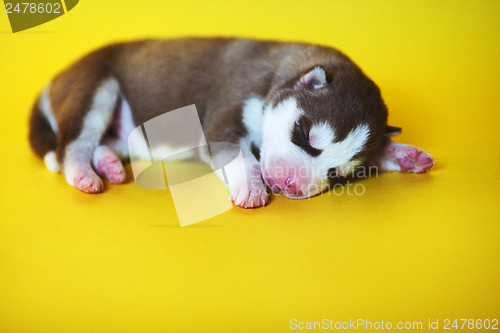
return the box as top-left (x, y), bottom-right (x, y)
top-left (284, 177), bottom-right (298, 193)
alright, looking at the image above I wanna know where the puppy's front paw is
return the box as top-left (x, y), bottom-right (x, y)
top-left (229, 180), bottom-right (269, 208)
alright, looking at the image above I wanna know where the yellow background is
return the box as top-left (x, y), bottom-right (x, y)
top-left (1, 0), bottom-right (499, 332)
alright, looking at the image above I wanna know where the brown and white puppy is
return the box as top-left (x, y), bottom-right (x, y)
top-left (29, 38), bottom-right (434, 208)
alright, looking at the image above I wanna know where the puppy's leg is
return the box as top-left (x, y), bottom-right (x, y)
top-left (377, 139), bottom-right (435, 173)
top-left (30, 87), bottom-right (59, 172)
top-left (202, 107), bottom-right (268, 208)
top-left (98, 96), bottom-right (136, 161)
top-left (211, 141), bottom-right (268, 208)
top-left (91, 96), bottom-right (135, 184)
top-left (59, 78), bottom-right (120, 193)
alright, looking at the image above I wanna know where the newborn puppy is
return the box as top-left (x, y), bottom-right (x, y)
top-left (29, 38), bottom-right (434, 208)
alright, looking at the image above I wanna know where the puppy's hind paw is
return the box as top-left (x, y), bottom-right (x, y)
top-left (93, 146), bottom-right (126, 184)
top-left (71, 169), bottom-right (104, 193)
top-left (229, 181), bottom-right (269, 209)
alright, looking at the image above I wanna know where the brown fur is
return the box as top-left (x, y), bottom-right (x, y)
top-left (29, 37), bottom-right (388, 167)
top-left (28, 97), bottom-right (56, 158)
top-left (48, 44), bottom-right (119, 163)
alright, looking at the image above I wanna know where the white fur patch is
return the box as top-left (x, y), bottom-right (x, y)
top-left (213, 149), bottom-right (247, 188)
top-left (242, 97), bottom-right (265, 147)
top-left (43, 151), bottom-right (59, 172)
top-left (318, 123), bottom-right (371, 173)
top-left (261, 97), bottom-right (303, 158)
top-left (63, 78), bottom-right (119, 186)
top-left (39, 84), bottom-right (58, 134)
top-left (117, 97), bottom-right (136, 140)
top-left (309, 122), bottom-right (335, 150)
top-left (379, 159), bottom-right (401, 172)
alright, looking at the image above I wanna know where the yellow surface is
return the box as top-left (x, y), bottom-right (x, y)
top-left (1, 1), bottom-right (499, 332)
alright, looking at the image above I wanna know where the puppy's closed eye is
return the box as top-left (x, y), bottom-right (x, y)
top-left (291, 117), bottom-right (322, 157)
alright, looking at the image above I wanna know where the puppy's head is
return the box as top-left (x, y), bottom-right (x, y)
top-left (260, 64), bottom-right (390, 199)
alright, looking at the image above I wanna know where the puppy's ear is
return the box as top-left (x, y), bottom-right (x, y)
top-left (385, 125), bottom-right (402, 137)
top-left (297, 66), bottom-right (327, 89)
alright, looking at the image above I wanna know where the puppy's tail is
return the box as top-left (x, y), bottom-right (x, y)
top-left (29, 93), bottom-right (59, 172)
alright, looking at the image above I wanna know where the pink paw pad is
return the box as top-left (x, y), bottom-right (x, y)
top-left (73, 171), bottom-right (103, 193)
top-left (95, 150), bottom-right (125, 184)
top-left (395, 147), bottom-right (435, 173)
